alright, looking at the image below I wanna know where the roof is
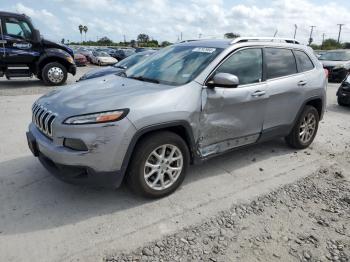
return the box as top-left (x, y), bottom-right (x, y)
top-left (0, 11), bottom-right (28, 19)
top-left (176, 37), bottom-right (303, 49)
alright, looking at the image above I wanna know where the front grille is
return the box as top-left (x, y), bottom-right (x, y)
top-left (32, 102), bottom-right (57, 138)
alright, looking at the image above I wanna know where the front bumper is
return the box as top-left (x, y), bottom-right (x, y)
top-left (27, 117), bottom-right (136, 188)
top-left (337, 87), bottom-right (350, 104)
top-left (68, 64), bottom-right (77, 75)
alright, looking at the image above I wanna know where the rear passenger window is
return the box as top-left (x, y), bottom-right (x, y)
top-left (294, 50), bottom-right (314, 72)
top-left (215, 48), bottom-right (262, 85)
top-left (265, 48), bottom-right (297, 79)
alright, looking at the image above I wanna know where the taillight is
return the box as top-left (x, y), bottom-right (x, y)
top-left (324, 69), bottom-right (329, 78)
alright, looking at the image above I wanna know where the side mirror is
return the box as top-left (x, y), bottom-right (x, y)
top-left (207, 73), bottom-right (239, 88)
top-left (32, 29), bottom-right (41, 43)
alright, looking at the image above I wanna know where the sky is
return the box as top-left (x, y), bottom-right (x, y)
top-left (2, 0), bottom-right (350, 45)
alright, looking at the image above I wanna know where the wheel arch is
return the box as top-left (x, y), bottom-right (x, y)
top-left (118, 121), bottom-right (197, 184)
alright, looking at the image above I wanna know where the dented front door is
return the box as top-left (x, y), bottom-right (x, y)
top-left (198, 83), bottom-right (268, 157)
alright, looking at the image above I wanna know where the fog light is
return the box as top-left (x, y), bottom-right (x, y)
top-left (64, 138), bottom-right (88, 151)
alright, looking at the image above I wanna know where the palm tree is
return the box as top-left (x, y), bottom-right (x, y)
top-left (83, 26), bottom-right (88, 42)
top-left (78, 24), bottom-right (83, 42)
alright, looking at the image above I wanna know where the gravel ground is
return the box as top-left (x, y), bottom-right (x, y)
top-left (107, 164), bottom-right (350, 262)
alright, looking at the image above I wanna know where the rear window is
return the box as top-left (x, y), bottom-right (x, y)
top-left (265, 48), bottom-right (297, 79)
top-left (294, 50), bottom-right (314, 72)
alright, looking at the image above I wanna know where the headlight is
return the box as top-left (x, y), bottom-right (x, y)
top-left (63, 109), bottom-right (129, 125)
top-left (67, 56), bottom-right (74, 64)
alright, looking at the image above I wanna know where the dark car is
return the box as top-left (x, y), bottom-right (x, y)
top-left (112, 48), bottom-right (136, 60)
top-left (0, 11), bottom-right (76, 86)
top-left (74, 53), bottom-right (88, 66)
top-left (78, 50), bottom-right (155, 81)
top-left (337, 74), bottom-right (350, 106)
top-left (319, 50), bottom-right (350, 82)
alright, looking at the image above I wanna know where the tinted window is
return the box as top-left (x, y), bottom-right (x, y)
top-left (265, 48), bottom-right (297, 79)
top-left (5, 19), bottom-right (32, 39)
top-left (215, 48), bottom-right (263, 85)
top-left (295, 50), bottom-right (314, 72)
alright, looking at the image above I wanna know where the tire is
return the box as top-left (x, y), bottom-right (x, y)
top-left (126, 131), bottom-right (190, 198)
top-left (338, 96), bottom-right (348, 106)
top-left (42, 62), bottom-right (67, 86)
top-left (285, 106), bottom-right (319, 149)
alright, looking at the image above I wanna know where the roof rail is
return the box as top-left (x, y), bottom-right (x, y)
top-left (231, 37), bottom-right (300, 45)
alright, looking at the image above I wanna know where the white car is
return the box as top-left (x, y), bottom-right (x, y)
top-left (91, 51), bottom-right (118, 66)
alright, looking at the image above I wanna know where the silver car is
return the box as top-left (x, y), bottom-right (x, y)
top-left (26, 37), bottom-right (327, 198)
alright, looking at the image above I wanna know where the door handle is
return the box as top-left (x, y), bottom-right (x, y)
top-left (251, 90), bottom-right (266, 97)
top-left (298, 80), bottom-right (307, 86)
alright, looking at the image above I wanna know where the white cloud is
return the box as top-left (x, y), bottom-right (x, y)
top-left (8, 0), bottom-right (350, 43)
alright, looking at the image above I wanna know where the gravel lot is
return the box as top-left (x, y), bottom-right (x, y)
top-left (0, 71), bottom-right (349, 262)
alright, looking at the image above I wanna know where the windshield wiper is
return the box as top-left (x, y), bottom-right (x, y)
top-left (128, 76), bottom-right (159, 84)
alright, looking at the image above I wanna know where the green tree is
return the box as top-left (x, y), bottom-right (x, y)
top-left (83, 25), bottom-right (88, 42)
top-left (161, 41), bottom-right (172, 47)
top-left (322, 39), bottom-right (342, 50)
top-left (343, 42), bottom-right (350, 49)
top-left (224, 32), bottom-right (240, 39)
top-left (78, 24), bottom-right (83, 42)
top-left (137, 33), bottom-right (150, 43)
top-left (61, 38), bottom-right (65, 44)
top-left (97, 36), bottom-right (113, 45)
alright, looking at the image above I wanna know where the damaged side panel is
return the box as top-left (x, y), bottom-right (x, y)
top-left (198, 84), bottom-right (269, 157)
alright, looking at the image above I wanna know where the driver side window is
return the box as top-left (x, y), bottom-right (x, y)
top-left (215, 48), bottom-right (263, 86)
top-left (5, 19), bottom-right (32, 39)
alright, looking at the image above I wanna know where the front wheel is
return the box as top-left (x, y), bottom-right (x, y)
top-left (285, 106), bottom-right (319, 149)
top-left (127, 131), bottom-right (190, 198)
top-left (42, 62), bottom-right (67, 86)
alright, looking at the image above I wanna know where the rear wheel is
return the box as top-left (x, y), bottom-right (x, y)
top-left (127, 131), bottom-right (190, 198)
top-left (42, 62), bottom-right (67, 86)
top-left (285, 106), bottom-right (319, 149)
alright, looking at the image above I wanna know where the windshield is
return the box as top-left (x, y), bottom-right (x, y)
top-left (114, 52), bottom-right (151, 69)
top-left (319, 51), bottom-right (350, 61)
top-left (125, 45), bottom-right (223, 86)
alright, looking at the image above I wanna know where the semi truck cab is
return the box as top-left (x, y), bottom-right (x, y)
top-left (0, 11), bottom-right (76, 85)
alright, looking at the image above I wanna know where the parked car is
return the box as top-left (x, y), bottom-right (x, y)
top-left (90, 51), bottom-right (118, 65)
top-left (79, 50), bottom-right (156, 81)
top-left (27, 37), bottom-right (327, 198)
top-left (0, 11), bottom-right (76, 85)
top-left (78, 50), bottom-right (94, 62)
top-left (314, 50), bottom-right (327, 58)
top-left (337, 74), bottom-right (350, 106)
top-left (74, 53), bottom-right (88, 66)
top-left (112, 48), bottom-right (136, 60)
top-left (135, 47), bottom-right (147, 53)
top-left (319, 50), bottom-right (350, 82)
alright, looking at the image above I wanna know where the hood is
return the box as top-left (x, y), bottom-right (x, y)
top-left (42, 38), bottom-right (74, 57)
top-left (80, 66), bottom-right (123, 81)
top-left (320, 60), bottom-right (350, 68)
top-left (37, 75), bottom-right (176, 119)
top-left (99, 56), bottom-right (116, 61)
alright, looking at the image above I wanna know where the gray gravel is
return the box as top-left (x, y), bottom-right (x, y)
top-left (106, 165), bottom-right (350, 262)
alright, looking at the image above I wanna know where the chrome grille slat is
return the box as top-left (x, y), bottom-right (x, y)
top-left (31, 102), bottom-right (57, 138)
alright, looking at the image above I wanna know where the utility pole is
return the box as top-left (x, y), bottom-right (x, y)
top-left (308, 26), bottom-right (316, 45)
top-left (123, 35), bottom-right (126, 44)
top-left (180, 32), bottom-right (183, 41)
top-left (198, 33), bottom-right (202, 39)
top-left (322, 33), bottom-right (325, 49)
top-left (337, 24), bottom-right (345, 43)
top-left (294, 24), bottom-right (298, 39)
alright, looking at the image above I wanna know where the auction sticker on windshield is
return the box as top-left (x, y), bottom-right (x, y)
top-left (192, 47), bottom-right (216, 53)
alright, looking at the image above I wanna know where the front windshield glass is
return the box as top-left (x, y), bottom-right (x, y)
top-left (96, 52), bottom-right (110, 57)
top-left (125, 45), bottom-right (223, 86)
top-left (319, 51), bottom-right (350, 61)
top-left (115, 53), bottom-right (150, 69)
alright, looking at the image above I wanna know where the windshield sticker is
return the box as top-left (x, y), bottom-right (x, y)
top-left (192, 47), bottom-right (216, 53)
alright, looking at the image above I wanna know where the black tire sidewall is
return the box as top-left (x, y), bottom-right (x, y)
top-left (42, 62), bottom-right (67, 86)
top-left (337, 96), bottom-right (348, 106)
top-left (293, 106), bottom-right (319, 148)
top-left (127, 132), bottom-right (190, 198)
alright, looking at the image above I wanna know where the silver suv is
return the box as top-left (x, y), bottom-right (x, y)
top-left (26, 37), bottom-right (327, 198)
